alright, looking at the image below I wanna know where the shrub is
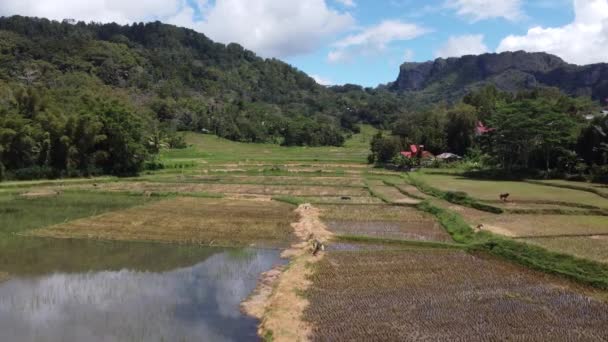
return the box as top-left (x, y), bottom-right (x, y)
top-left (13, 166), bottom-right (58, 180)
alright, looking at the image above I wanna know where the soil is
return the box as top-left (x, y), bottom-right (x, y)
top-left (480, 224), bottom-right (517, 237)
top-left (18, 190), bottom-right (61, 198)
top-left (0, 272), bottom-right (9, 283)
top-left (243, 204), bottom-right (333, 342)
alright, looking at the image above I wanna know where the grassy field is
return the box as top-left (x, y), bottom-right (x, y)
top-left (160, 124), bottom-right (378, 164)
top-left (413, 172), bottom-right (608, 209)
top-left (0, 191), bottom-right (155, 234)
top-left (482, 214), bottom-right (608, 237)
top-left (532, 179), bottom-right (608, 198)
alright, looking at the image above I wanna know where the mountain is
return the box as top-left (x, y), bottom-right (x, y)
top-left (0, 15), bottom-right (354, 149)
top-left (1, 15), bottom-right (382, 179)
top-left (390, 51), bottom-right (608, 104)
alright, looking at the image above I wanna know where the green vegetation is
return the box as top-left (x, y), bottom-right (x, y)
top-left (0, 191), bottom-right (154, 234)
top-left (408, 173), bottom-right (504, 213)
top-left (411, 171), bottom-right (608, 209)
top-left (369, 85), bottom-right (607, 183)
top-left (161, 125), bottom-right (377, 164)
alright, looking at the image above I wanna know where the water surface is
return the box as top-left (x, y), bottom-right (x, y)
top-left (0, 237), bottom-right (282, 342)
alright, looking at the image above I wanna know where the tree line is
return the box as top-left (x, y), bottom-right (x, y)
top-left (369, 85), bottom-right (608, 182)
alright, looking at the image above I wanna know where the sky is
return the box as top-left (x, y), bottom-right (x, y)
top-left (1, 0), bottom-right (607, 87)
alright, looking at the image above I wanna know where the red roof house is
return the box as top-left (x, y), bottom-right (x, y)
top-left (401, 145), bottom-right (434, 159)
top-left (475, 121), bottom-right (495, 135)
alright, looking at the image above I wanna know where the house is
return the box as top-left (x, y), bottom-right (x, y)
top-left (475, 121), bottom-right (494, 135)
top-left (436, 153), bottom-right (462, 162)
top-left (401, 145), bottom-right (434, 159)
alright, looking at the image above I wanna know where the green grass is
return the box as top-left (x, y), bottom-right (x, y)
top-left (526, 179), bottom-right (608, 199)
top-left (414, 171), bottom-right (608, 209)
top-left (407, 173), bottom-right (504, 214)
top-left (271, 196), bottom-right (305, 206)
top-left (0, 191), bottom-right (156, 234)
top-left (160, 125), bottom-right (378, 164)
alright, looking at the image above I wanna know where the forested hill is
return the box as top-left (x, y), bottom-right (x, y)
top-left (1, 16), bottom-right (403, 179)
top-left (390, 51), bottom-right (608, 105)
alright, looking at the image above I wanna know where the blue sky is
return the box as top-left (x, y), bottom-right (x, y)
top-left (288, 0), bottom-right (575, 86)
top-left (1, 0), bottom-right (607, 87)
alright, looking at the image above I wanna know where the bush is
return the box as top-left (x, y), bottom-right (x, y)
top-left (145, 161), bottom-right (165, 171)
top-left (0, 162), bottom-right (4, 182)
top-left (13, 166), bottom-right (58, 180)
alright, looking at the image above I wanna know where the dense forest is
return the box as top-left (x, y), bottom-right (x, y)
top-left (370, 85), bottom-right (608, 181)
top-left (0, 16), bottom-right (413, 179)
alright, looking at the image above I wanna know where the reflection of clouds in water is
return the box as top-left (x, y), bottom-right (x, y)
top-left (0, 248), bottom-right (280, 342)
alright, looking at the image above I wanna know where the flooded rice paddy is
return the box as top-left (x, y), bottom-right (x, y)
top-left (0, 237), bottom-right (283, 342)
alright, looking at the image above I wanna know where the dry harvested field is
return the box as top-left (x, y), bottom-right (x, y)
top-left (523, 236), bottom-right (608, 264)
top-left (320, 204), bottom-right (432, 222)
top-left (325, 220), bottom-right (451, 242)
top-left (155, 175), bottom-right (367, 187)
top-left (319, 204), bottom-right (451, 242)
top-left (304, 249), bottom-right (608, 341)
top-left (481, 214), bottom-right (608, 237)
top-left (369, 185), bottom-right (421, 205)
top-left (29, 197), bottom-right (297, 248)
top-left (73, 181), bottom-right (369, 197)
top-left (296, 196), bottom-right (384, 205)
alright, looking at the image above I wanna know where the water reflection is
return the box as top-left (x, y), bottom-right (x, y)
top-left (0, 245), bottom-right (281, 342)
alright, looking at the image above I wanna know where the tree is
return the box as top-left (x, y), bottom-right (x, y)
top-left (445, 103), bottom-right (477, 156)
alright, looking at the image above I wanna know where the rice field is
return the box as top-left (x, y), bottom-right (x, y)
top-left (74, 181), bottom-right (370, 197)
top-left (304, 249), bottom-right (608, 341)
top-left (480, 214), bottom-right (608, 237)
top-left (413, 172), bottom-right (608, 209)
top-left (0, 191), bottom-right (156, 234)
top-left (523, 236), bottom-right (608, 264)
top-left (368, 185), bottom-right (421, 205)
top-left (3, 128), bottom-right (608, 340)
top-left (29, 197), bottom-right (297, 248)
top-left (324, 220), bottom-right (451, 242)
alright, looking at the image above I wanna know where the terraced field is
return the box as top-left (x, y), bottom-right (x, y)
top-left (305, 249), bottom-right (608, 341)
top-left (3, 128), bottom-right (608, 340)
top-left (30, 197), bottom-right (297, 248)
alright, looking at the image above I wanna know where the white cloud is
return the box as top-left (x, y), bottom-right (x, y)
top-left (0, 0), bottom-right (182, 24)
top-left (403, 49), bottom-right (415, 61)
top-left (435, 34), bottom-right (489, 58)
top-left (497, 0), bottom-right (608, 65)
top-left (0, 0), bottom-right (354, 59)
top-left (335, 0), bottom-right (356, 7)
top-left (311, 74), bottom-right (334, 85)
top-left (445, 0), bottom-right (524, 22)
top-left (328, 20), bottom-right (429, 63)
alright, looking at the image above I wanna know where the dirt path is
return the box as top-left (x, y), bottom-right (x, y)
top-left (242, 204), bottom-right (333, 342)
top-left (0, 272), bottom-right (9, 284)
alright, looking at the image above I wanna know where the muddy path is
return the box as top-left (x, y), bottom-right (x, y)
top-left (242, 204), bottom-right (333, 342)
